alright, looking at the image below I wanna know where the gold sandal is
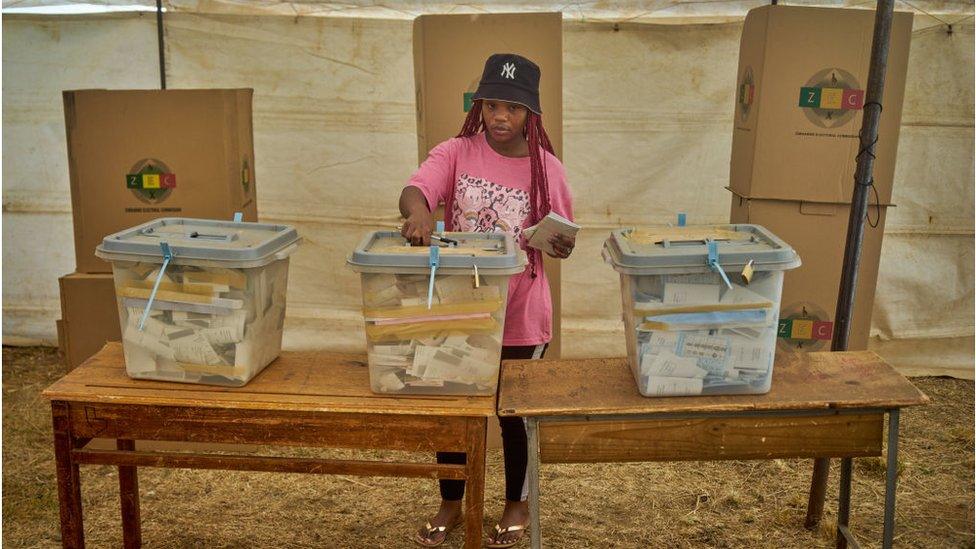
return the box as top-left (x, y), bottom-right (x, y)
top-left (412, 516), bottom-right (464, 547)
top-left (486, 523), bottom-right (527, 549)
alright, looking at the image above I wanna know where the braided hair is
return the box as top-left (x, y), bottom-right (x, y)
top-left (456, 99), bottom-right (555, 277)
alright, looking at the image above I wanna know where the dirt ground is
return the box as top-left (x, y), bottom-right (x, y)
top-left (3, 346), bottom-right (973, 548)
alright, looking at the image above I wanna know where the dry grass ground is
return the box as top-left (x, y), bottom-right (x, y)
top-left (3, 346), bottom-right (973, 548)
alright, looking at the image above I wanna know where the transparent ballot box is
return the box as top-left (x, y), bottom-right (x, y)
top-left (347, 231), bottom-right (525, 396)
top-left (96, 217), bottom-right (301, 386)
top-left (603, 225), bottom-right (800, 397)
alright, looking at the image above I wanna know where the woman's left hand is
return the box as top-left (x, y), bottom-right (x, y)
top-left (546, 233), bottom-right (575, 259)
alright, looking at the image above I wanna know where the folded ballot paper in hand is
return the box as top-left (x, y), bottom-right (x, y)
top-left (524, 212), bottom-right (580, 255)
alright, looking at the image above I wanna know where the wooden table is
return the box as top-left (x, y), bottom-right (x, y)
top-left (43, 342), bottom-right (494, 548)
top-left (498, 351), bottom-right (928, 549)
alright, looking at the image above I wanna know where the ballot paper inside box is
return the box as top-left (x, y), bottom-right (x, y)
top-left (96, 217), bottom-right (300, 387)
top-left (348, 231), bottom-right (526, 396)
top-left (360, 272), bottom-right (510, 395)
top-left (604, 224), bottom-right (800, 397)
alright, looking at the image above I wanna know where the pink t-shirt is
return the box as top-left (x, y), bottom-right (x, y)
top-left (407, 132), bottom-right (574, 346)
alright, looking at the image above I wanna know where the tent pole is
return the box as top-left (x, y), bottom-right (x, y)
top-left (805, 0), bottom-right (896, 529)
top-left (156, 0), bottom-right (166, 89)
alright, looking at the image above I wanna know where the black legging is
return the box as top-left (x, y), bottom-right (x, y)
top-left (437, 344), bottom-right (547, 502)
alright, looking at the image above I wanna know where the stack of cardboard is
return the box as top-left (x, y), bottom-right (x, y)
top-left (728, 6), bottom-right (913, 352)
top-left (57, 273), bottom-right (121, 369)
top-left (57, 89), bottom-right (258, 368)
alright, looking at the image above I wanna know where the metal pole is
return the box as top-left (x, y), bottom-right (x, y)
top-left (835, 457), bottom-right (853, 549)
top-left (527, 418), bottom-right (542, 549)
top-left (882, 409), bottom-right (900, 548)
top-left (156, 0), bottom-right (166, 89)
top-left (807, 0), bottom-right (896, 527)
top-left (832, 0), bottom-right (894, 351)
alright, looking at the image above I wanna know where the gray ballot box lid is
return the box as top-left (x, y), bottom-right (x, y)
top-left (96, 217), bottom-right (301, 268)
top-left (347, 231), bottom-right (526, 275)
top-left (603, 224), bottom-right (801, 275)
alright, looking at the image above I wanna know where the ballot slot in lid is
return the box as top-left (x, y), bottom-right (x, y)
top-left (347, 230), bottom-right (525, 274)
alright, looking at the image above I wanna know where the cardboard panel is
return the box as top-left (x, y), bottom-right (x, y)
top-left (64, 89), bottom-right (258, 273)
top-left (729, 6), bottom-right (913, 204)
top-left (729, 6), bottom-right (767, 203)
top-left (729, 194), bottom-right (888, 352)
top-left (58, 272), bottom-right (121, 368)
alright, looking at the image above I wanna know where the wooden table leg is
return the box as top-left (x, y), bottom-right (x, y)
top-left (117, 439), bottom-right (141, 548)
top-left (526, 418), bottom-right (542, 549)
top-left (462, 418), bottom-right (487, 549)
top-left (806, 457), bottom-right (831, 529)
top-left (52, 402), bottom-right (85, 549)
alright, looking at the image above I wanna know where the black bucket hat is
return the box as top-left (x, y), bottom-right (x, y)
top-left (471, 53), bottom-right (542, 114)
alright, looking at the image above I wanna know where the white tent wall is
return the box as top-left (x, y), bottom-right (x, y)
top-left (2, 13), bottom-right (162, 344)
top-left (2, 8), bottom-right (973, 378)
top-left (163, 14), bottom-right (420, 354)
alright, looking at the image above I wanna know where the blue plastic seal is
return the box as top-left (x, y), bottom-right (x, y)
top-left (139, 242), bottom-right (174, 331)
top-left (706, 240), bottom-right (733, 289)
top-left (426, 245), bottom-right (441, 309)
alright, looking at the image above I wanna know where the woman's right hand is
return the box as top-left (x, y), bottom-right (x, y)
top-left (401, 211), bottom-right (435, 246)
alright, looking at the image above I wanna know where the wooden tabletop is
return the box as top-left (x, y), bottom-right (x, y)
top-left (43, 343), bottom-right (496, 417)
top-left (498, 351), bottom-right (928, 417)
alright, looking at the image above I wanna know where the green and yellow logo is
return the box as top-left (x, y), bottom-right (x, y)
top-left (737, 67), bottom-right (756, 123)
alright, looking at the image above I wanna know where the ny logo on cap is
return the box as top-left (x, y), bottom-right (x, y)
top-left (501, 62), bottom-right (516, 79)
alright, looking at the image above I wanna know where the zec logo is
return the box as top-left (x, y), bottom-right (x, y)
top-left (126, 159), bottom-right (176, 205)
top-left (798, 68), bottom-right (865, 129)
top-left (777, 303), bottom-right (834, 351)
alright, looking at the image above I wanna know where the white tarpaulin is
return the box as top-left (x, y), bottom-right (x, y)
top-left (3, 3), bottom-right (973, 378)
top-left (4, 0), bottom-right (974, 24)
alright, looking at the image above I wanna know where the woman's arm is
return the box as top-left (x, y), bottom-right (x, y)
top-left (401, 139), bottom-right (459, 246)
top-left (399, 186), bottom-right (435, 246)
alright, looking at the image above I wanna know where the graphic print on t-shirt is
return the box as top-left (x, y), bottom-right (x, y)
top-left (452, 173), bottom-right (531, 242)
